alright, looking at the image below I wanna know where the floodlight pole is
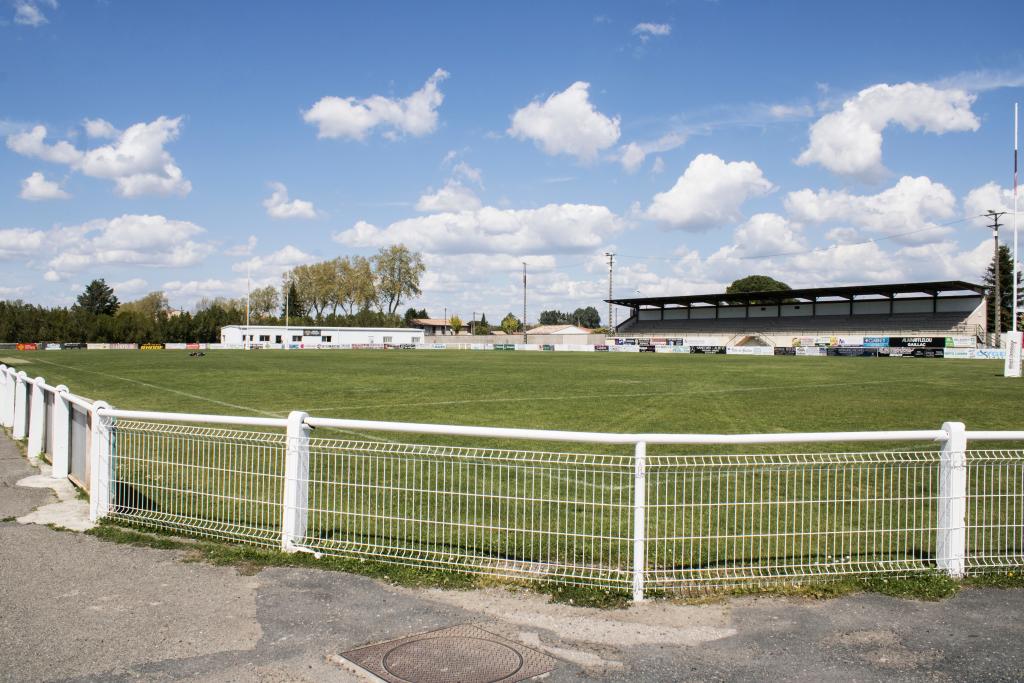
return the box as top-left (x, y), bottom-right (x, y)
top-left (605, 252), bottom-right (615, 334)
top-left (245, 261), bottom-right (251, 351)
top-left (523, 262), bottom-right (528, 343)
top-left (986, 210), bottom-right (1007, 347)
top-left (1014, 102), bottom-right (1019, 334)
top-left (284, 275), bottom-right (290, 351)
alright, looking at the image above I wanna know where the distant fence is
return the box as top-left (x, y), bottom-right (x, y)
top-left (2, 363), bottom-right (1023, 600)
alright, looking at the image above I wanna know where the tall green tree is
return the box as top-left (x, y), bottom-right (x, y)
top-left (571, 306), bottom-right (601, 328)
top-left (75, 279), bottom-right (120, 315)
top-left (500, 313), bottom-right (521, 334)
top-left (475, 313), bottom-right (490, 335)
top-left (372, 244), bottom-right (425, 315)
top-left (983, 244), bottom-right (1023, 333)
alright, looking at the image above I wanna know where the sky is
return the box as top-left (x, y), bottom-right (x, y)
top-left (2, 0), bottom-right (1023, 325)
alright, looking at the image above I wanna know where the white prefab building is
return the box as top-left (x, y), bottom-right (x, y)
top-left (220, 325), bottom-right (423, 349)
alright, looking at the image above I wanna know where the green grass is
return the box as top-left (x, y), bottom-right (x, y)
top-left (4, 349), bottom-right (1023, 597)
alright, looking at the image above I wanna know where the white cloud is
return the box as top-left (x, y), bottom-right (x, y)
top-left (45, 215), bottom-right (214, 279)
top-left (232, 245), bottom-right (317, 281)
top-left (633, 22), bottom-right (671, 41)
top-left (225, 235), bottom-right (259, 257)
top-left (13, 0), bottom-right (55, 26)
top-left (797, 82), bottom-right (980, 177)
top-left (163, 279), bottom-right (242, 302)
top-left (83, 118), bottom-right (119, 139)
top-left (508, 82), bottom-right (621, 162)
top-left (7, 125), bottom-right (82, 164)
top-left (651, 157), bottom-right (665, 174)
top-left (644, 153), bottom-right (775, 230)
top-left (963, 182), bottom-right (1016, 228)
top-left (768, 104), bottom-right (815, 119)
top-left (263, 182), bottom-right (317, 219)
top-left (304, 68), bottom-right (449, 140)
top-left (617, 131), bottom-right (686, 172)
top-left (713, 213), bottom-right (806, 259)
top-left (452, 161), bottom-right (483, 186)
top-left (0, 228), bottom-right (47, 259)
top-left (415, 180), bottom-right (481, 213)
top-left (111, 278), bottom-right (149, 296)
top-left (785, 175), bottom-right (956, 243)
top-left (19, 171), bottom-right (70, 200)
top-left (6, 117), bottom-right (191, 197)
top-left (335, 203), bottom-right (623, 255)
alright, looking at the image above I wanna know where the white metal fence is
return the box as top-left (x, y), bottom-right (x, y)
top-left (3, 363), bottom-right (1023, 600)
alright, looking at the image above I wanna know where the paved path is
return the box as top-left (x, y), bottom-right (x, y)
top-left (2, 434), bottom-right (1023, 682)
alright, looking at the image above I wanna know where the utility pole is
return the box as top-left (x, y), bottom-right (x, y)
top-left (605, 252), bottom-right (615, 333)
top-left (1014, 102), bottom-right (1020, 334)
top-left (522, 262), bottom-right (528, 343)
top-left (471, 311), bottom-right (475, 336)
top-left (986, 210), bottom-right (1007, 347)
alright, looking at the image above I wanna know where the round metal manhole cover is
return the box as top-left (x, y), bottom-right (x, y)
top-left (382, 636), bottom-right (524, 683)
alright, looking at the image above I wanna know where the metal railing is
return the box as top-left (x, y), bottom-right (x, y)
top-left (3, 363), bottom-right (1023, 600)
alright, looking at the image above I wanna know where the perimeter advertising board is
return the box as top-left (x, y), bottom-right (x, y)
top-left (689, 345), bottom-right (726, 354)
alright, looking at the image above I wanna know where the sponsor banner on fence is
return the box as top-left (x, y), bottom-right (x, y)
top-left (639, 345), bottom-right (656, 352)
top-left (774, 347), bottom-right (796, 355)
top-left (611, 345), bottom-right (639, 352)
top-left (45, 343), bottom-right (62, 351)
top-left (63, 342), bottom-right (86, 350)
top-left (493, 344), bottom-right (516, 351)
top-left (944, 348), bottom-right (976, 359)
top-left (792, 336), bottom-right (814, 347)
top-left (667, 338), bottom-right (688, 346)
top-left (140, 343), bottom-right (165, 350)
top-left (516, 344), bottom-right (541, 351)
top-left (164, 343), bottom-right (187, 350)
top-left (689, 345), bottom-right (726, 354)
top-left (86, 343), bottom-right (110, 350)
top-left (0, 342), bottom-right (16, 350)
top-left (889, 336), bottom-right (945, 348)
top-left (726, 346), bottom-right (774, 356)
top-left (880, 347), bottom-right (944, 358)
top-left (594, 344), bottom-right (609, 351)
top-left (863, 336), bottom-right (889, 348)
top-left (827, 347), bottom-right (878, 357)
top-left (186, 342), bottom-right (201, 350)
top-left (109, 343), bottom-right (138, 350)
top-left (542, 344), bottom-right (555, 351)
top-left (16, 343), bottom-right (38, 351)
top-left (976, 348), bottom-right (1007, 360)
top-left (651, 338), bottom-right (668, 346)
top-left (795, 347), bottom-right (825, 356)
top-left (951, 336), bottom-right (976, 348)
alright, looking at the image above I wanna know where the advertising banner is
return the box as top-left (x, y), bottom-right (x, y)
top-left (774, 347), bottom-right (796, 355)
top-left (889, 337), bottom-right (945, 348)
top-left (651, 338), bottom-right (668, 346)
top-left (950, 336), bottom-right (976, 348)
top-left (634, 338), bottom-right (651, 346)
top-left (667, 338), bottom-right (687, 346)
top-left (594, 344), bottom-right (609, 351)
top-left (726, 346), bottom-right (773, 356)
top-left (795, 347), bottom-right (825, 356)
top-left (86, 343), bottom-right (110, 350)
top-left (164, 343), bottom-right (187, 350)
top-left (493, 344), bottom-right (516, 351)
top-left (863, 336), bottom-right (889, 347)
top-left (976, 348), bottom-right (1007, 360)
top-left (639, 345), bottom-right (656, 352)
top-left (944, 348), bottom-right (976, 359)
top-left (1005, 331), bottom-right (1023, 377)
top-left (109, 343), bottom-right (138, 350)
top-left (16, 343), bottom-right (38, 351)
top-left (792, 336), bottom-right (814, 347)
top-left (516, 344), bottom-right (540, 351)
top-left (689, 345), bottom-right (726, 354)
top-left (63, 342), bottom-right (86, 350)
top-left (611, 345), bottom-right (639, 352)
top-left (542, 344), bottom-right (555, 351)
top-left (880, 347), bottom-right (944, 358)
top-left (827, 347), bottom-right (878, 357)
top-left (45, 343), bottom-right (62, 350)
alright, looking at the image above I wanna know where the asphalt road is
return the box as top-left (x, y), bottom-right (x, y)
top-left (2, 434), bottom-right (1023, 682)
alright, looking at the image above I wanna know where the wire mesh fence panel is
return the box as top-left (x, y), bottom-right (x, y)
top-left (107, 420), bottom-right (286, 547)
top-left (42, 389), bottom-right (54, 460)
top-left (69, 404), bottom-right (89, 489)
top-left (965, 450), bottom-right (1024, 570)
top-left (297, 438), bottom-right (635, 589)
top-left (645, 451), bottom-right (943, 592)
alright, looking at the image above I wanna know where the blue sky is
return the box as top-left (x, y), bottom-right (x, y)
top-left (2, 0), bottom-right (1023, 325)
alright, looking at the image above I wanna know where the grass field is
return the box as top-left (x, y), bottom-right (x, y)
top-left (2, 349), bottom-right (1020, 437)
top-left (4, 349), bottom-right (1022, 594)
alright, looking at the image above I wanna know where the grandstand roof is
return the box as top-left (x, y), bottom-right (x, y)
top-left (607, 280), bottom-right (985, 308)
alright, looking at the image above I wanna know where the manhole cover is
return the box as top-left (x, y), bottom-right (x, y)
top-left (340, 624), bottom-right (557, 683)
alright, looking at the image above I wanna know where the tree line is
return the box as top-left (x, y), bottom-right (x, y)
top-left (0, 245), bottom-right (427, 343)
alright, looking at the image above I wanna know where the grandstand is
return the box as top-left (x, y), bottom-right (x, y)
top-left (608, 281), bottom-right (987, 347)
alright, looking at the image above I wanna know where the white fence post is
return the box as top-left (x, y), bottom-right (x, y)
top-left (0, 365), bottom-right (11, 428)
top-left (51, 385), bottom-right (71, 478)
top-left (281, 410), bottom-right (310, 552)
top-left (632, 440), bottom-right (647, 602)
top-left (12, 371), bottom-right (28, 440)
top-left (937, 421), bottom-right (967, 577)
top-left (89, 401), bottom-right (112, 522)
top-left (27, 377), bottom-right (46, 460)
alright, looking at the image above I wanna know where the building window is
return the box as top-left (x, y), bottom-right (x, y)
top-left (383, 336), bottom-right (393, 343)
top-left (275, 336), bottom-right (282, 343)
top-left (292, 335), bottom-right (301, 342)
top-left (323, 336), bottom-right (332, 342)
top-left (413, 337), bottom-right (420, 344)
top-left (259, 335), bottom-right (270, 342)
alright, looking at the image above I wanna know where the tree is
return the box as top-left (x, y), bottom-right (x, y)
top-left (726, 275), bottom-right (791, 294)
top-left (538, 310), bottom-right (566, 325)
top-left (571, 306), bottom-right (601, 328)
top-left (248, 285), bottom-right (280, 320)
top-left (336, 255), bottom-right (376, 315)
top-left (119, 291), bottom-right (169, 321)
top-left (289, 261), bottom-right (335, 320)
top-left (403, 307), bottom-right (428, 327)
top-left (372, 244), bottom-right (425, 315)
top-left (983, 244), bottom-right (1023, 333)
top-left (282, 280), bottom-right (305, 317)
top-left (500, 313), bottom-right (521, 334)
top-left (475, 313), bottom-right (491, 335)
top-left (449, 314), bottom-right (463, 334)
top-left (75, 279), bottom-right (119, 316)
